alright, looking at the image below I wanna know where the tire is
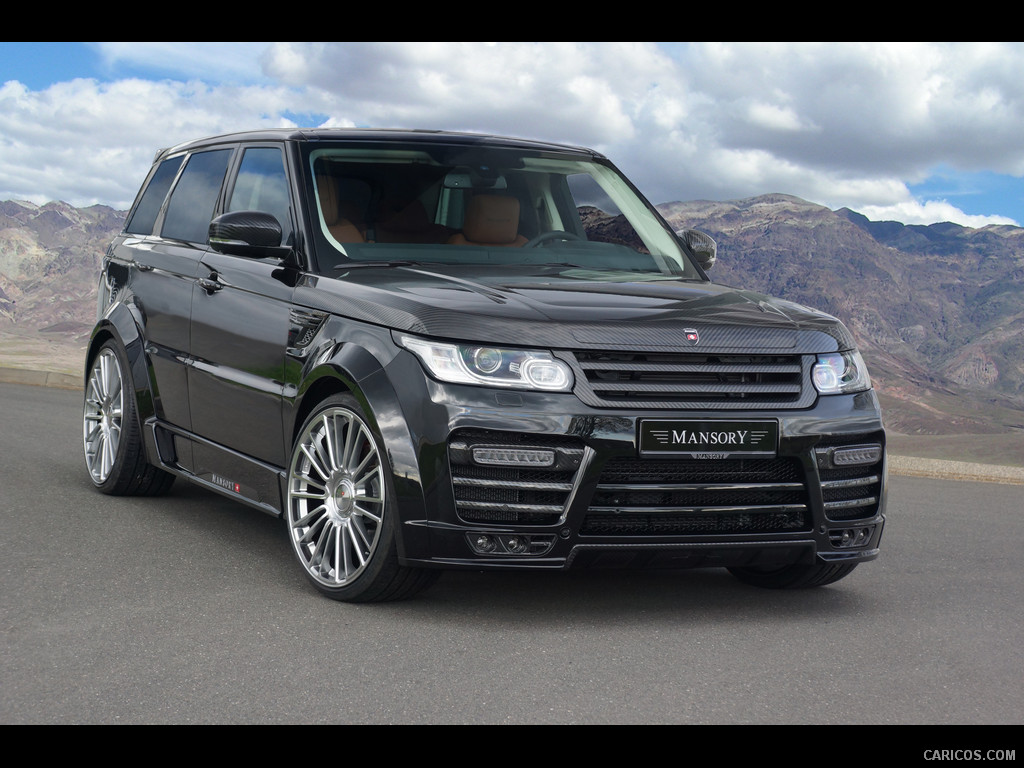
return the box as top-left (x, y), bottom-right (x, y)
top-left (285, 394), bottom-right (439, 602)
top-left (83, 340), bottom-right (175, 496)
top-left (727, 562), bottom-right (858, 589)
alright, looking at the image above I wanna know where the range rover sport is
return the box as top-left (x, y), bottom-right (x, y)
top-left (84, 129), bottom-right (886, 602)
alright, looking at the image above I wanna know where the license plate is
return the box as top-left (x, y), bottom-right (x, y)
top-left (639, 420), bottom-right (779, 459)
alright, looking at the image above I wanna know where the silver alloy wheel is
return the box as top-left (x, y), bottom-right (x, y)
top-left (287, 406), bottom-right (386, 588)
top-left (83, 347), bottom-right (124, 485)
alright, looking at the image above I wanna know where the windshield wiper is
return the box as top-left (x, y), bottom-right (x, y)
top-left (335, 260), bottom-right (420, 271)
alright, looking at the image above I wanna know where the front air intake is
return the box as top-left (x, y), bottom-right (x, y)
top-left (448, 430), bottom-right (590, 525)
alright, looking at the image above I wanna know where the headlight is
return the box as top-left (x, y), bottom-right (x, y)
top-left (398, 335), bottom-right (574, 392)
top-left (812, 351), bottom-right (872, 395)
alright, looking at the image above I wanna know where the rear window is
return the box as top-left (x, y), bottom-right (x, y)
top-left (161, 149), bottom-right (232, 244)
top-left (125, 155), bottom-right (184, 236)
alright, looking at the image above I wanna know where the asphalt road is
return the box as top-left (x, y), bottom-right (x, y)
top-left (1, 382), bottom-right (1021, 725)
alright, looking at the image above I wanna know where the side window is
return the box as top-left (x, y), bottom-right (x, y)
top-left (228, 147), bottom-right (293, 245)
top-left (161, 149), bottom-right (232, 244)
top-left (125, 155), bottom-right (184, 236)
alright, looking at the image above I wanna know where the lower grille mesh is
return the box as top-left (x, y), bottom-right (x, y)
top-left (582, 456), bottom-right (811, 536)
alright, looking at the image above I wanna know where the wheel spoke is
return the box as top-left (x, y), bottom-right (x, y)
top-left (350, 449), bottom-right (374, 482)
top-left (292, 490), bottom-right (327, 501)
top-left (322, 416), bottom-right (338, 474)
top-left (351, 536), bottom-right (367, 568)
top-left (353, 504), bottom-right (382, 524)
top-left (350, 516), bottom-right (373, 551)
top-left (293, 504), bottom-right (327, 530)
top-left (309, 519), bottom-right (332, 569)
top-left (300, 443), bottom-right (330, 481)
top-left (342, 421), bottom-right (362, 471)
top-left (299, 512), bottom-right (328, 546)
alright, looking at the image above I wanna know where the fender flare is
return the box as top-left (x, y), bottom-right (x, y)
top-left (86, 301), bottom-right (157, 426)
top-left (288, 343), bottom-right (432, 561)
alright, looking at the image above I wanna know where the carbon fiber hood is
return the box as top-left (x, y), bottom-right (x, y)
top-left (296, 264), bottom-right (855, 353)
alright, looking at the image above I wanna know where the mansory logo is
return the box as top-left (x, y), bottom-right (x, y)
top-left (647, 428), bottom-right (771, 447)
top-left (639, 419), bottom-right (779, 457)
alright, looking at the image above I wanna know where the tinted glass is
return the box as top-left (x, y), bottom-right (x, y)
top-left (306, 144), bottom-right (696, 278)
top-left (125, 155), bottom-right (184, 236)
top-left (228, 147), bottom-right (293, 245)
top-left (161, 149), bottom-right (232, 244)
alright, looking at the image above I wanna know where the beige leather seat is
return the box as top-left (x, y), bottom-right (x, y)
top-left (317, 175), bottom-right (366, 243)
top-left (447, 195), bottom-right (527, 247)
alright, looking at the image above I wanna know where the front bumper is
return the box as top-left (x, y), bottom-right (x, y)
top-left (382, 353), bottom-right (886, 572)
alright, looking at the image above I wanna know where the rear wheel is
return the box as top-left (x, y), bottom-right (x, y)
top-left (285, 394), bottom-right (438, 602)
top-left (83, 340), bottom-right (175, 496)
top-left (727, 562), bottom-right (858, 589)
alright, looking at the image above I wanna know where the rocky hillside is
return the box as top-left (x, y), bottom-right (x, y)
top-left (2, 195), bottom-right (1023, 440)
top-left (659, 195), bottom-right (1024, 435)
top-left (0, 200), bottom-right (123, 328)
top-left (0, 200), bottom-right (124, 375)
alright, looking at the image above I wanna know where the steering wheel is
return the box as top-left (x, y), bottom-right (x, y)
top-left (523, 230), bottom-right (583, 248)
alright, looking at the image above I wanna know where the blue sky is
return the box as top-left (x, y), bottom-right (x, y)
top-left (2, 42), bottom-right (1023, 227)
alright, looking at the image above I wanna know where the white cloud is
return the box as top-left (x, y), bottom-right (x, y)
top-left (0, 77), bottom-right (302, 207)
top-left (857, 200), bottom-right (1017, 228)
top-left (2, 42), bottom-right (1024, 225)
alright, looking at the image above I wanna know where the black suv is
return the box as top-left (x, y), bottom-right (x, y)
top-left (84, 129), bottom-right (886, 601)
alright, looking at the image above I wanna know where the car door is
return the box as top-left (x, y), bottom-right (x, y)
top-left (186, 145), bottom-right (297, 501)
top-left (117, 152), bottom-right (205, 450)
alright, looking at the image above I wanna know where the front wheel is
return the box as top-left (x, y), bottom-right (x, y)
top-left (285, 395), bottom-right (438, 602)
top-left (727, 562), bottom-right (858, 589)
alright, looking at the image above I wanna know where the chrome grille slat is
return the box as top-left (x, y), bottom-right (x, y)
top-left (457, 500), bottom-right (566, 514)
top-left (824, 497), bottom-right (878, 511)
top-left (597, 481), bottom-right (804, 492)
top-left (589, 504), bottom-right (808, 515)
top-left (577, 361), bottom-right (802, 374)
top-left (587, 381), bottom-right (803, 394)
top-left (821, 475), bottom-right (880, 491)
top-left (453, 477), bottom-right (574, 492)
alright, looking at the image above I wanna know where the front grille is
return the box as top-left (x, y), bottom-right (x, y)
top-left (816, 434), bottom-right (885, 521)
top-left (568, 351), bottom-right (814, 410)
top-left (581, 456), bottom-right (811, 536)
top-left (448, 430), bottom-right (587, 525)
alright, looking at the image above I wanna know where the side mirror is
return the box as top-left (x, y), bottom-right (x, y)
top-left (677, 228), bottom-right (717, 271)
top-left (209, 211), bottom-right (288, 258)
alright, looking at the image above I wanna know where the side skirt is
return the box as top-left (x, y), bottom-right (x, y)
top-left (146, 418), bottom-right (285, 517)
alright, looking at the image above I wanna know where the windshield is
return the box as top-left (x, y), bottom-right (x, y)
top-left (304, 142), bottom-right (698, 279)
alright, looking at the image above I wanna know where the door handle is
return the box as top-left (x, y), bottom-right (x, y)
top-left (197, 276), bottom-right (223, 294)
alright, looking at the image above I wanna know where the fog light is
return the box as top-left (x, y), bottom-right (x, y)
top-left (829, 525), bottom-right (876, 549)
top-left (502, 536), bottom-right (529, 554)
top-left (467, 533), bottom-right (556, 557)
top-left (470, 534), bottom-right (497, 554)
top-left (472, 447), bottom-right (555, 467)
